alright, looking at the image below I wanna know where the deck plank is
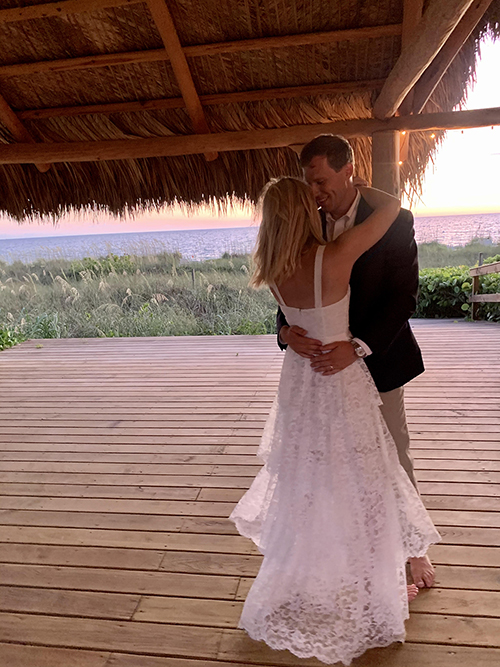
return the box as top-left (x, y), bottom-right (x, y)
top-left (0, 612), bottom-right (223, 658)
top-left (0, 320), bottom-right (499, 666)
top-left (0, 644), bottom-right (110, 667)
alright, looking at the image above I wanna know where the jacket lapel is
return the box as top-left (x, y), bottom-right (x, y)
top-left (320, 210), bottom-right (328, 240)
top-left (354, 196), bottom-right (373, 226)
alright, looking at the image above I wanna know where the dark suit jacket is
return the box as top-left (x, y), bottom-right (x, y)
top-left (276, 196), bottom-right (424, 393)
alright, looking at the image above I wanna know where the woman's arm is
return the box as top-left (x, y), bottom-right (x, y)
top-left (333, 186), bottom-right (400, 264)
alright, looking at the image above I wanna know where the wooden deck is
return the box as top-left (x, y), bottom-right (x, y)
top-left (0, 320), bottom-right (499, 667)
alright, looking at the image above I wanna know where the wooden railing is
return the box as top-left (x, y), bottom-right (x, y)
top-left (469, 260), bottom-right (500, 320)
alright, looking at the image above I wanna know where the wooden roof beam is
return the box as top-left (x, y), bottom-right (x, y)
top-left (17, 79), bottom-right (386, 121)
top-left (411, 0), bottom-right (495, 114)
top-left (145, 0), bottom-right (216, 161)
top-left (0, 106), bottom-right (498, 165)
top-left (0, 0), bottom-right (143, 23)
top-left (398, 0), bottom-right (424, 116)
top-left (0, 24), bottom-right (402, 79)
top-left (186, 23), bottom-right (402, 57)
top-left (402, 0), bottom-right (424, 44)
top-left (0, 94), bottom-right (50, 172)
top-left (373, 0), bottom-right (476, 119)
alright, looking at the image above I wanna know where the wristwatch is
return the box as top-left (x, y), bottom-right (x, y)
top-left (350, 339), bottom-right (367, 358)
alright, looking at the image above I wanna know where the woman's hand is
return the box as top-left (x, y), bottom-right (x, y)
top-left (352, 176), bottom-right (369, 188)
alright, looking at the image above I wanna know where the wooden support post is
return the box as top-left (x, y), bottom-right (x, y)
top-left (145, 0), bottom-right (217, 161)
top-left (371, 131), bottom-right (400, 198)
top-left (469, 260), bottom-right (500, 320)
top-left (472, 274), bottom-right (480, 320)
top-left (0, 94), bottom-right (50, 172)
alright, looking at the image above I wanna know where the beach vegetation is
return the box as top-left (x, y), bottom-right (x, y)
top-left (1, 246), bottom-right (499, 349)
top-left (417, 239), bottom-right (500, 269)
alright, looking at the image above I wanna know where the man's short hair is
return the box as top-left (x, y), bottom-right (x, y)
top-left (300, 134), bottom-right (354, 172)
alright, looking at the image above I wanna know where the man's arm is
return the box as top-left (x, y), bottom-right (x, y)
top-left (352, 209), bottom-right (419, 355)
top-left (277, 306), bottom-right (323, 357)
top-left (311, 209), bottom-right (418, 375)
top-left (276, 306), bottom-right (288, 351)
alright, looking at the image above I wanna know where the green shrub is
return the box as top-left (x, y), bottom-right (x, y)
top-left (0, 326), bottom-right (25, 351)
top-left (416, 266), bottom-right (500, 321)
top-left (22, 312), bottom-right (63, 339)
top-left (68, 253), bottom-right (137, 279)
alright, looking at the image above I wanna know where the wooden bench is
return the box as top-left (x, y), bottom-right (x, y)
top-left (469, 260), bottom-right (500, 319)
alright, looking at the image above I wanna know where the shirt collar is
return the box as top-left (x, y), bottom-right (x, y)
top-left (326, 189), bottom-right (361, 224)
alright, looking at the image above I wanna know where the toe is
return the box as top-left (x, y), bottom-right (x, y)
top-left (422, 571), bottom-right (435, 588)
top-left (409, 555), bottom-right (435, 588)
top-left (407, 584), bottom-right (419, 601)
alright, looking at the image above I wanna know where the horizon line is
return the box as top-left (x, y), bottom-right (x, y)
top-left (2, 208), bottom-right (500, 241)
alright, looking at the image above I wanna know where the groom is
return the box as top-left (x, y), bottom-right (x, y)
top-left (277, 134), bottom-right (435, 588)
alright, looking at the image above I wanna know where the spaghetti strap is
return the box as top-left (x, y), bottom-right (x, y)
top-left (271, 282), bottom-right (286, 308)
top-left (314, 245), bottom-right (326, 308)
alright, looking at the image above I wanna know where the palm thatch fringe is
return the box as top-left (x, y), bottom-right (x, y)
top-left (0, 0), bottom-right (498, 221)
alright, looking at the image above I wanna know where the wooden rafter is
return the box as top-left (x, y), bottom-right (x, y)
top-left (401, 0), bottom-right (425, 44)
top-left (0, 94), bottom-right (50, 172)
top-left (398, 0), bottom-right (424, 116)
top-left (145, 0), bottom-right (216, 161)
top-left (17, 79), bottom-right (386, 121)
top-left (0, 25), bottom-right (402, 79)
top-left (0, 0), bottom-right (142, 23)
top-left (411, 0), bottom-right (494, 114)
top-left (186, 24), bottom-right (402, 57)
top-left (0, 106), bottom-right (498, 166)
top-left (0, 50), bottom-right (167, 80)
top-left (373, 0), bottom-right (475, 119)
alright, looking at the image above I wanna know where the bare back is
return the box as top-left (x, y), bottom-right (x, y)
top-left (272, 243), bottom-right (352, 309)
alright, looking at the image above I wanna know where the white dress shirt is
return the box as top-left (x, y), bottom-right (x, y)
top-left (324, 190), bottom-right (361, 242)
top-left (325, 191), bottom-right (372, 357)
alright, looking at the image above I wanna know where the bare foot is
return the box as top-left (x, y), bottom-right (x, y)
top-left (407, 584), bottom-right (419, 602)
top-left (409, 554), bottom-right (435, 588)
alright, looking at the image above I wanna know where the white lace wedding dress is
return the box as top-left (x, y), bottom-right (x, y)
top-left (230, 245), bottom-right (441, 666)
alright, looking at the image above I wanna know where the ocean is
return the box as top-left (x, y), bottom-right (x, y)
top-left (1, 212), bottom-right (500, 264)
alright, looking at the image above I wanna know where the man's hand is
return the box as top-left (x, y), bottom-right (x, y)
top-left (280, 325), bottom-right (322, 358)
top-left (310, 340), bottom-right (357, 375)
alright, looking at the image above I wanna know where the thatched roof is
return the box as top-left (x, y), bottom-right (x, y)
top-left (0, 0), bottom-right (499, 221)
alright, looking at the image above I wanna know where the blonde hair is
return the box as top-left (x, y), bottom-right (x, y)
top-left (251, 177), bottom-right (324, 287)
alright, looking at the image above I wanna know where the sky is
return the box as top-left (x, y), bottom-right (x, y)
top-left (0, 37), bottom-right (499, 240)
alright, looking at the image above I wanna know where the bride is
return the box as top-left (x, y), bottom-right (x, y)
top-left (230, 177), bottom-right (440, 666)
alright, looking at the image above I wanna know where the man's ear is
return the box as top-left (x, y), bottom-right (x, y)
top-left (345, 163), bottom-right (354, 179)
